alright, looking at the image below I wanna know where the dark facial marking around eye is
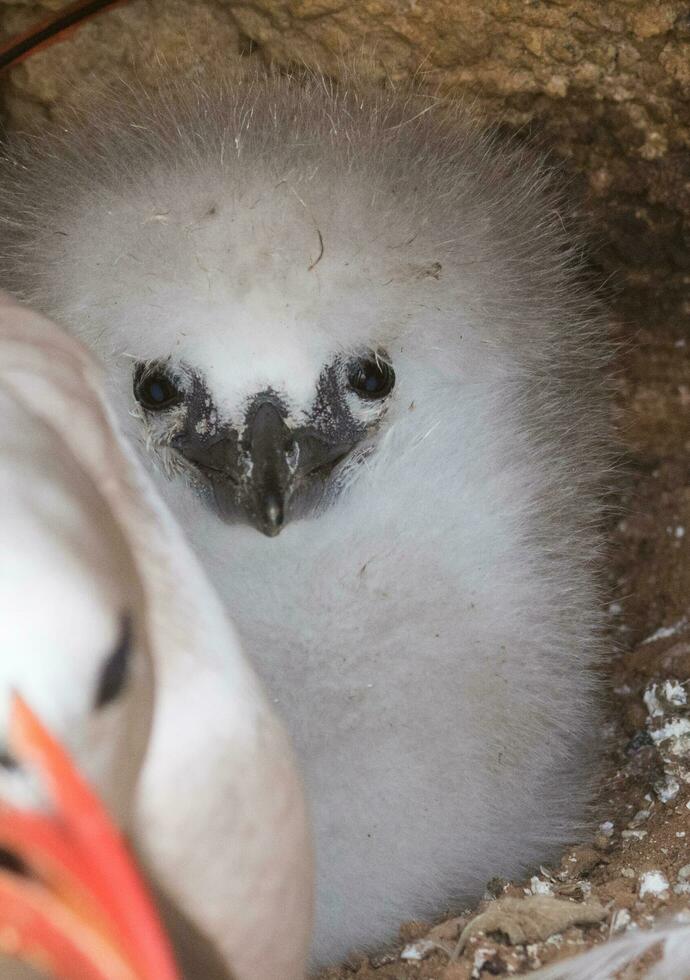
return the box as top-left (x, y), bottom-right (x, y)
top-left (347, 350), bottom-right (395, 401)
top-left (94, 615), bottom-right (133, 711)
top-left (133, 362), bottom-right (183, 411)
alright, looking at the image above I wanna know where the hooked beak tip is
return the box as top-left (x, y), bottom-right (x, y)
top-left (259, 491), bottom-right (285, 537)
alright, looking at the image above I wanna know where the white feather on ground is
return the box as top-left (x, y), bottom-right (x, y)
top-left (531, 919), bottom-right (690, 980)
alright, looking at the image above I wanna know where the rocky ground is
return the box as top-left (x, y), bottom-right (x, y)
top-left (317, 275), bottom-right (690, 979)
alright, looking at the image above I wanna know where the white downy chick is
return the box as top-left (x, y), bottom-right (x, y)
top-left (0, 72), bottom-right (610, 965)
top-left (0, 295), bottom-right (313, 980)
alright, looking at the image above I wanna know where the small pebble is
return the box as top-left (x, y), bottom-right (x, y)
top-left (610, 908), bottom-right (632, 933)
top-left (529, 876), bottom-right (553, 896)
top-left (639, 871), bottom-right (669, 898)
top-left (655, 775), bottom-right (680, 803)
top-left (400, 939), bottom-right (435, 962)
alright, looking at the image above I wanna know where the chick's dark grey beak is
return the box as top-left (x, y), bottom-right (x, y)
top-left (245, 401), bottom-right (296, 537)
top-left (171, 389), bottom-right (361, 536)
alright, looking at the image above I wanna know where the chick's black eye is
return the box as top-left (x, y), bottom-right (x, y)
top-left (347, 351), bottom-right (395, 401)
top-left (133, 363), bottom-right (182, 411)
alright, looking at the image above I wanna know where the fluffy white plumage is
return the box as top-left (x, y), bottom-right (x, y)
top-left (0, 294), bottom-right (313, 980)
top-left (0, 71), bottom-right (610, 965)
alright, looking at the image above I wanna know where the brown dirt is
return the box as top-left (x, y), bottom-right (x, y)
top-left (316, 267), bottom-right (690, 977)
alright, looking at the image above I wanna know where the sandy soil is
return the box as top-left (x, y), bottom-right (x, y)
top-left (317, 271), bottom-right (690, 978)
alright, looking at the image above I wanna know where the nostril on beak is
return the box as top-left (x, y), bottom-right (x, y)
top-left (0, 748), bottom-right (18, 771)
top-left (284, 438), bottom-right (299, 469)
top-left (0, 847), bottom-right (28, 876)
